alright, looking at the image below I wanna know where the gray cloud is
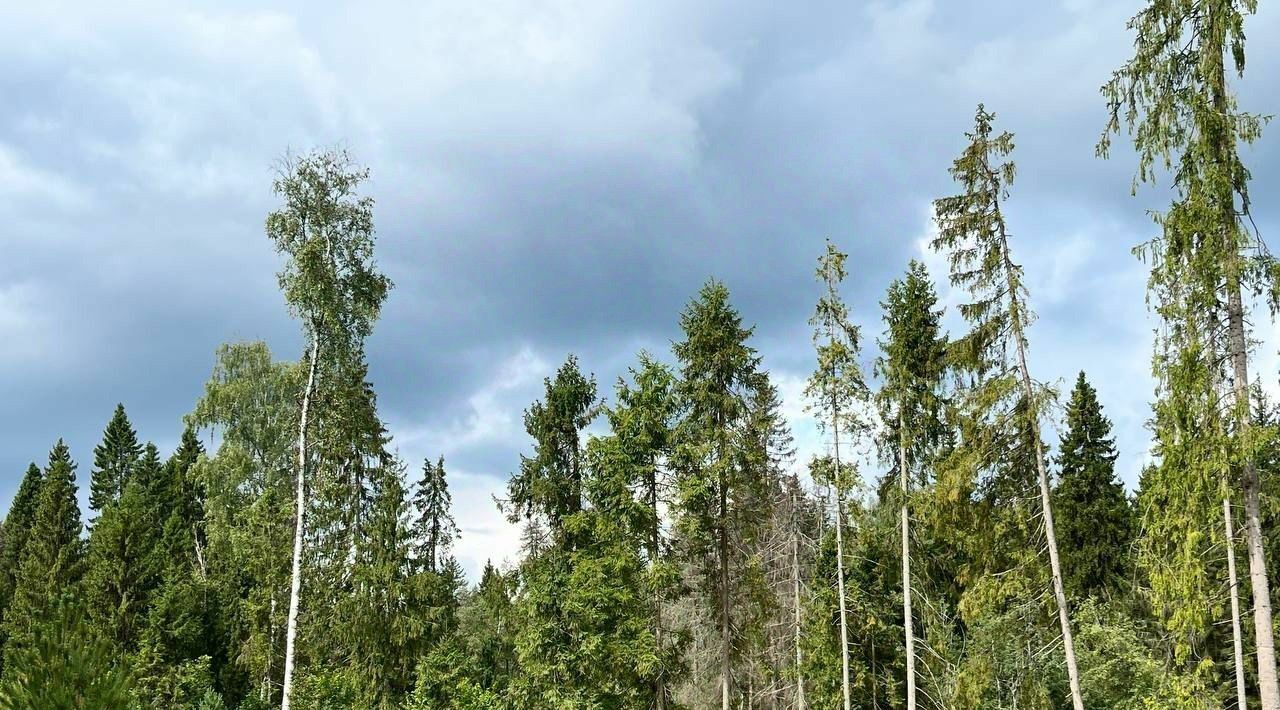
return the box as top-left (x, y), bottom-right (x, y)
top-left (3, 0), bottom-right (1279, 575)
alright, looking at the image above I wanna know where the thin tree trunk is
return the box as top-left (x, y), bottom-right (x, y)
top-left (721, 473), bottom-right (732, 710)
top-left (899, 414), bottom-right (916, 710)
top-left (281, 335), bottom-right (319, 710)
top-left (1014, 343), bottom-right (1083, 710)
top-left (651, 464), bottom-right (667, 710)
top-left (832, 410), bottom-right (852, 710)
top-left (1226, 278), bottom-right (1280, 706)
top-left (1205, 0), bottom-right (1280, 698)
top-left (1001, 232), bottom-right (1084, 710)
top-left (793, 485), bottom-right (806, 710)
top-left (1226, 496), bottom-right (1249, 710)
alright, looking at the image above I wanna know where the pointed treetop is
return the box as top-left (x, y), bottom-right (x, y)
top-left (89, 404), bottom-right (143, 513)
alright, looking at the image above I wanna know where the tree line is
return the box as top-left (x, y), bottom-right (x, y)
top-left (1, 1), bottom-right (1278, 707)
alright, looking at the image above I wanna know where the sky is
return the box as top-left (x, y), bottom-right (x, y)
top-left (2, 0), bottom-right (1279, 581)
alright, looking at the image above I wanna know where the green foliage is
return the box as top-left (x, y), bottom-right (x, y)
top-left (0, 462), bottom-right (42, 672)
top-left (505, 355), bottom-right (599, 532)
top-left (413, 455), bottom-right (459, 573)
top-left (1054, 372), bottom-right (1135, 601)
top-left (90, 403), bottom-right (144, 514)
top-left (2, 440), bottom-right (86, 673)
top-left (266, 148), bottom-right (392, 356)
top-left (0, 598), bottom-right (134, 709)
top-left (875, 260), bottom-right (949, 490)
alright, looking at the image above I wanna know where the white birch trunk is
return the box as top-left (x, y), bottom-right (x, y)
top-left (281, 335), bottom-right (319, 710)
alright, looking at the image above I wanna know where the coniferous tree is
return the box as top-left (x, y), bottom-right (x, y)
top-left (1100, 1), bottom-right (1279, 703)
top-left (413, 456), bottom-right (459, 574)
top-left (505, 355), bottom-right (598, 534)
top-left (0, 462), bottom-right (42, 672)
top-left (874, 259), bottom-right (949, 710)
top-left (671, 280), bottom-right (770, 710)
top-left (608, 352), bottom-right (685, 709)
top-left (1053, 372), bottom-right (1134, 601)
top-left (2, 440), bottom-right (86, 674)
top-left (803, 240), bottom-right (869, 710)
top-left (933, 104), bottom-right (1084, 709)
top-left (266, 148), bottom-right (392, 710)
top-left (90, 403), bottom-right (144, 515)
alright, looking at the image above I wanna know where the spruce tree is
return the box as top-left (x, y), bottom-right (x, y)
top-left (1053, 372), bottom-right (1134, 601)
top-left (413, 456), bottom-right (459, 574)
top-left (504, 355), bottom-right (599, 533)
top-left (671, 280), bottom-right (769, 710)
top-left (2, 440), bottom-right (86, 673)
top-left (1100, 1), bottom-right (1279, 703)
top-left (267, 148), bottom-right (392, 710)
top-left (90, 403), bottom-right (144, 514)
top-left (0, 463), bottom-right (42, 676)
top-left (874, 259), bottom-right (949, 710)
top-left (803, 240), bottom-right (869, 710)
top-left (932, 104), bottom-right (1084, 709)
top-left (608, 352), bottom-right (684, 709)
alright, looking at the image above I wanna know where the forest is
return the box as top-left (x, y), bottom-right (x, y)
top-left (0, 1), bottom-right (1277, 709)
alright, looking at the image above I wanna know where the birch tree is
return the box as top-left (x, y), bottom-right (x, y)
top-left (932, 105), bottom-right (1084, 710)
top-left (266, 149), bottom-right (391, 710)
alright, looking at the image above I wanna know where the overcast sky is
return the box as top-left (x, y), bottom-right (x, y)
top-left (3, 0), bottom-right (1278, 580)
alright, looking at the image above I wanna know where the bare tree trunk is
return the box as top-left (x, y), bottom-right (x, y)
top-left (793, 486), bottom-right (806, 710)
top-left (1014, 344), bottom-right (1083, 710)
top-left (832, 412), bottom-right (852, 710)
top-left (281, 335), bottom-right (319, 710)
top-left (1226, 279), bottom-right (1280, 707)
top-left (651, 465), bottom-right (668, 710)
top-left (721, 477), bottom-right (732, 710)
top-left (1225, 496), bottom-right (1249, 709)
top-left (899, 415), bottom-right (916, 710)
top-left (1001, 233), bottom-right (1084, 710)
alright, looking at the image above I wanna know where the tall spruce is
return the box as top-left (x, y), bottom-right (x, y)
top-left (1100, 0), bottom-right (1279, 703)
top-left (413, 456), bottom-right (459, 574)
top-left (803, 240), bottom-right (869, 710)
top-left (2, 440), bottom-right (86, 673)
top-left (672, 280), bottom-right (769, 710)
top-left (1053, 372), bottom-right (1134, 601)
top-left (266, 148), bottom-right (392, 710)
top-left (932, 104), bottom-right (1084, 709)
top-left (90, 403), bottom-right (143, 515)
top-left (874, 260), bottom-right (949, 710)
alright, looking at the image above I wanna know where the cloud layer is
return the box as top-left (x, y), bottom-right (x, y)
top-left (3, 0), bottom-right (1278, 577)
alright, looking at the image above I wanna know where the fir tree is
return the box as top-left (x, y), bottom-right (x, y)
top-left (1053, 372), bottom-right (1134, 601)
top-left (413, 456), bottom-right (459, 574)
top-left (90, 403), bottom-right (144, 514)
top-left (2, 440), bottom-right (86, 673)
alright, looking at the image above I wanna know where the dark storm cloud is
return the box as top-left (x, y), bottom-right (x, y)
top-left (2, 0), bottom-right (1279, 572)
